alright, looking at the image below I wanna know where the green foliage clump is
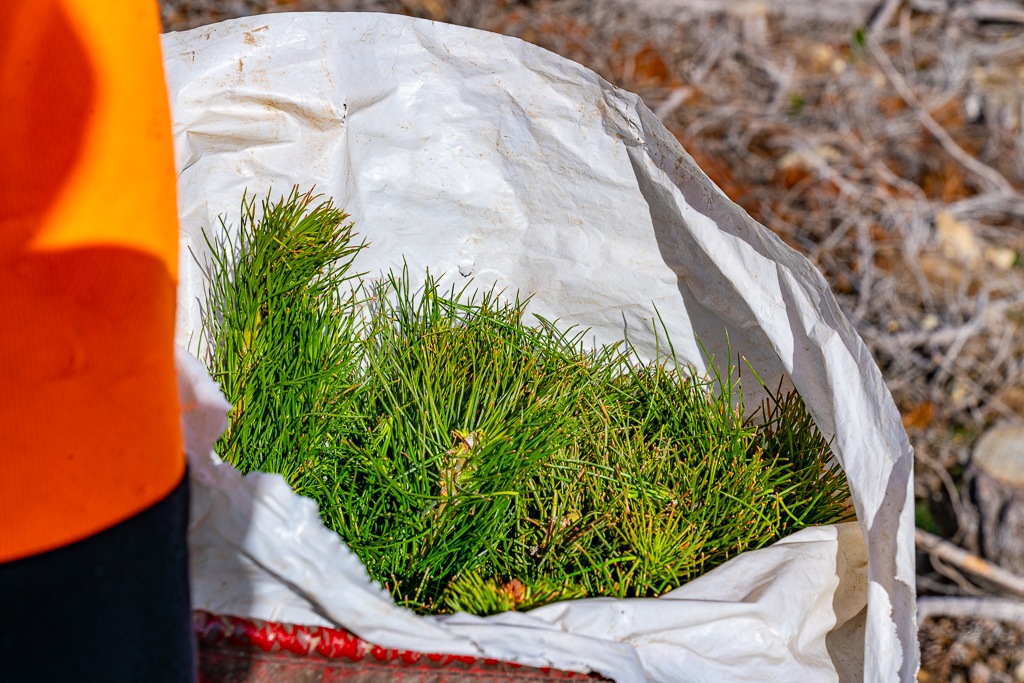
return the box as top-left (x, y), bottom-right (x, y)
top-left (202, 188), bottom-right (853, 615)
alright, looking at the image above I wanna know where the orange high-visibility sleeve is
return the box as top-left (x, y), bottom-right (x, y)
top-left (0, 0), bottom-right (184, 563)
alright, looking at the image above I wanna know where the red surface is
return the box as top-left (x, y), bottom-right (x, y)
top-left (195, 611), bottom-right (604, 682)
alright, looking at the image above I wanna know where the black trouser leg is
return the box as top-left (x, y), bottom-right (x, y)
top-left (0, 473), bottom-right (195, 682)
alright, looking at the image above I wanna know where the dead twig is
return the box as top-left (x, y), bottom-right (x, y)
top-left (930, 551), bottom-right (992, 597)
top-left (916, 528), bottom-right (1024, 598)
top-left (946, 192), bottom-right (1024, 220)
top-left (918, 450), bottom-right (970, 543)
top-left (866, 34), bottom-right (1021, 197)
top-left (653, 87), bottom-right (694, 121)
top-left (967, 2), bottom-right (1024, 25)
top-left (918, 572), bottom-right (973, 596)
top-left (918, 596), bottom-right (1024, 623)
top-left (869, 0), bottom-right (903, 33)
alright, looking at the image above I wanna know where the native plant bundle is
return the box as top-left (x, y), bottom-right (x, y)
top-left (201, 189), bottom-right (852, 615)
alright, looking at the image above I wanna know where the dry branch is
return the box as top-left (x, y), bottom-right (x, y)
top-left (869, 0), bottom-right (903, 33)
top-left (918, 596), bottom-right (1024, 623)
top-left (866, 34), bottom-right (1019, 197)
top-left (916, 528), bottom-right (1024, 598)
top-left (967, 2), bottom-right (1024, 25)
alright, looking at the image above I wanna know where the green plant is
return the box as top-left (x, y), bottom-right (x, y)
top-left (851, 27), bottom-right (867, 58)
top-left (202, 188), bottom-right (853, 615)
top-left (199, 188), bottom-right (366, 496)
top-left (789, 92), bottom-right (807, 120)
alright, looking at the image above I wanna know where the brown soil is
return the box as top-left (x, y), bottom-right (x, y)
top-left (920, 615), bottom-right (1024, 683)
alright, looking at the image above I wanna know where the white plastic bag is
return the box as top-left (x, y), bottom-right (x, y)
top-left (164, 13), bottom-right (916, 681)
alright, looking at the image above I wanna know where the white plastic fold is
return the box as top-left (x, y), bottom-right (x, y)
top-left (164, 12), bottom-right (916, 681)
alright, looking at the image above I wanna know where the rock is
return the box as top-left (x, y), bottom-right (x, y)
top-left (936, 211), bottom-right (982, 266)
top-left (970, 661), bottom-right (994, 683)
top-left (974, 427), bottom-right (1024, 487)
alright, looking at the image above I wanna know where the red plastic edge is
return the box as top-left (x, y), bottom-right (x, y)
top-left (194, 611), bottom-right (594, 678)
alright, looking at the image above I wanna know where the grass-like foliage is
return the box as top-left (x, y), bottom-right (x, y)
top-left (202, 188), bottom-right (852, 615)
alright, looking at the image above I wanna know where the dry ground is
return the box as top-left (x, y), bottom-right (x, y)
top-left (160, 1), bottom-right (1024, 679)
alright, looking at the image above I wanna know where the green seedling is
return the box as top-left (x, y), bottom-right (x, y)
top-left (202, 188), bottom-right (853, 615)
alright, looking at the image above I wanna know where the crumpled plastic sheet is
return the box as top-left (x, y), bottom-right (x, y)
top-left (164, 12), bottom-right (917, 681)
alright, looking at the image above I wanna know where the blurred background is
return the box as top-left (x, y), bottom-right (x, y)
top-left (159, 1), bottom-right (1024, 680)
